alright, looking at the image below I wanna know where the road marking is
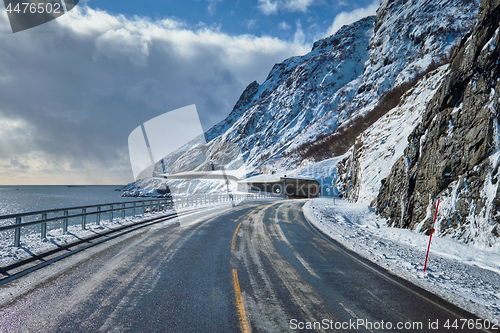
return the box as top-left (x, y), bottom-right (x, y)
top-left (232, 268), bottom-right (251, 333)
top-left (232, 222), bottom-right (242, 251)
top-left (230, 207), bottom-right (263, 332)
top-left (232, 207), bottom-right (261, 251)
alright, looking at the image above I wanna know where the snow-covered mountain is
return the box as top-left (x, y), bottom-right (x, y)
top-left (179, 0), bottom-right (479, 174)
top-left (125, 0), bottom-right (480, 199)
top-left (204, 16), bottom-right (375, 168)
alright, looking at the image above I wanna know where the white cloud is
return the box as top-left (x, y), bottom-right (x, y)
top-left (294, 20), bottom-right (305, 45)
top-left (94, 28), bottom-right (152, 67)
top-left (279, 21), bottom-right (291, 30)
top-left (257, 0), bottom-right (315, 15)
top-left (0, 6), bottom-right (309, 185)
top-left (286, 0), bottom-right (315, 13)
top-left (207, 0), bottom-right (222, 15)
top-left (243, 19), bottom-right (259, 30)
top-left (257, 0), bottom-right (279, 15)
top-left (326, 0), bottom-right (379, 36)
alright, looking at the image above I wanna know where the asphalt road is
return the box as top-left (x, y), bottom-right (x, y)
top-left (0, 200), bottom-right (491, 332)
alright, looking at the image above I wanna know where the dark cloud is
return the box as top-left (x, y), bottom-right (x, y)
top-left (0, 6), bottom-right (307, 184)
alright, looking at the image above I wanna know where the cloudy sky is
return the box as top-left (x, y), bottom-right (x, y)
top-left (0, 0), bottom-right (378, 185)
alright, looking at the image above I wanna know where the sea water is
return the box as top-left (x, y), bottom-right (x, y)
top-left (0, 185), bottom-right (140, 216)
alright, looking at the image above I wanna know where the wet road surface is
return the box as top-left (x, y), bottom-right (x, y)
top-left (0, 200), bottom-right (490, 332)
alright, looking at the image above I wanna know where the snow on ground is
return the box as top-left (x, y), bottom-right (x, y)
top-left (290, 154), bottom-right (348, 194)
top-left (0, 199), bottom-right (244, 268)
top-left (303, 198), bottom-right (500, 322)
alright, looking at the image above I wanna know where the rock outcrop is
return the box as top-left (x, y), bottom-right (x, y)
top-left (377, 0), bottom-right (500, 247)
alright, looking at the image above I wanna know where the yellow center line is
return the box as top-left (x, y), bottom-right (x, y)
top-left (231, 222), bottom-right (242, 251)
top-left (232, 268), bottom-right (251, 333)
top-left (230, 208), bottom-right (258, 333)
top-left (232, 207), bottom-right (259, 251)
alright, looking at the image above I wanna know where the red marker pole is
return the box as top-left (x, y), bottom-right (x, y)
top-left (423, 199), bottom-right (440, 274)
top-left (311, 188), bottom-right (315, 204)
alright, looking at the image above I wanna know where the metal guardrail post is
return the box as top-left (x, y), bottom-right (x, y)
top-left (142, 201), bottom-right (145, 215)
top-left (122, 204), bottom-right (125, 219)
top-left (14, 216), bottom-right (21, 247)
top-left (133, 202), bottom-right (136, 216)
top-left (63, 210), bottom-right (68, 233)
top-left (97, 206), bottom-right (101, 225)
top-left (110, 205), bottom-right (114, 222)
top-left (82, 208), bottom-right (86, 230)
top-left (41, 213), bottom-right (47, 240)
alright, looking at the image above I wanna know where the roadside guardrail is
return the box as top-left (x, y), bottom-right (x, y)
top-left (0, 193), bottom-right (276, 247)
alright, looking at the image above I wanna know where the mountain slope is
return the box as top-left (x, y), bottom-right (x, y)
top-left (125, 0), bottom-right (480, 198)
top-left (296, 0), bottom-right (480, 162)
top-left (205, 17), bottom-right (375, 169)
top-left (337, 65), bottom-right (449, 204)
top-left (376, 0), bottom-right (500, 248)
top-left (204, 0), bottom-right (479, 172)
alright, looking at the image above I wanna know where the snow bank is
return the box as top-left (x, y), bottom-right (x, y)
top-left (303, 198), bottom-right (500, 322)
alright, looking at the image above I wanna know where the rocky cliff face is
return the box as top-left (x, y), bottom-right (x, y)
top-left (337, 65), bottom-right (449, 204)
top-left (376, 0), bottom-right (500, 247)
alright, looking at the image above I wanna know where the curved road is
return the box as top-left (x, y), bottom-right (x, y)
top-left (0, 200), bottom-right (490, 332)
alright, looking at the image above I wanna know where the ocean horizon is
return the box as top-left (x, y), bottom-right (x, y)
top-left (0, 185), bottom-right (143, 216)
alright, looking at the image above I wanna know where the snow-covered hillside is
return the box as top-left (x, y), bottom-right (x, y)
top-left (206, 16), bottom-right (375, 168)
top-left (294, 0), bottom-right (479, 162)
top-left (170, 0), bottom-right (479, 176)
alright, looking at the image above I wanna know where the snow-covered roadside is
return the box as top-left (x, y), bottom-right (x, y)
top-left (0, 199), bottom-right (245, 269)
top-left (303, 198), bottom-right (500, 322)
